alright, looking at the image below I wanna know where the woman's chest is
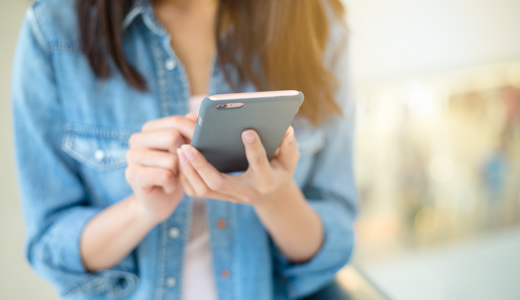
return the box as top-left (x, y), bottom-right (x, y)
top-left (52, 48), bottom-right (325, 206)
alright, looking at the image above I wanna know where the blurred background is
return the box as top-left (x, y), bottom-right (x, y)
top-left (1, 0), bottom-right (520, 299)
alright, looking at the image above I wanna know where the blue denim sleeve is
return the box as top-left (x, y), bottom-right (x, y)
top-left (270, 24), bottom-right (358, 299)
top-left (11, 8), bottom-right (138, 298)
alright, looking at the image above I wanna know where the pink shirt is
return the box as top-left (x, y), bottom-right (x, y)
top-left (182, 95), bottom-right (218, 300)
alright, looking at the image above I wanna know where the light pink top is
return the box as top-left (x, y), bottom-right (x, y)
top-left (182, 95), bottom-right (217, 300)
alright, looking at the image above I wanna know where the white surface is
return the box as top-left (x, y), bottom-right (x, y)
top-left (343, 0), bottom-right (520, 84)
top-left (361, 226), bottom-right (520, 300)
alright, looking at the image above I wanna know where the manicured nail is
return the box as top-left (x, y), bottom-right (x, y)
top-left (181, 144), bottom-right (195, 160)
top-left (177, 148), bottom-right (188, 164)
top-left (287, 126), bottom-right (295, 143)
top-left (243, 130), bottom-right (255, 143)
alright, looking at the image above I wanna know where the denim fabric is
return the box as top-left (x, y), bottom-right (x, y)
top-left (298, 280), bottom-right (352, 300)
top-left (11, 0), bottom-right (357, 299)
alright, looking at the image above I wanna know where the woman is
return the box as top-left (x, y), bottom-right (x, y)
top-left (12, 0), bottom-right (357, 299)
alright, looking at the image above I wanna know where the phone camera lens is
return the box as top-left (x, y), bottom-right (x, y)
top-left (218, 104), bottom-right (227, 109)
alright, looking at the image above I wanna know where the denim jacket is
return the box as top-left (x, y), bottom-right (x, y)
top-left (12, 0), bottom-right (357, 299)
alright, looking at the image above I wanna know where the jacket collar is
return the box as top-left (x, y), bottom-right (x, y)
top-left (123, 0), bottom-right (167, 36)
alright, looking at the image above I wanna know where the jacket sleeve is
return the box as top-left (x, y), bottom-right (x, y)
top-left (270, 19), bottom-right (358, 299)
top-left (12, 8), bottom-right (138, 299)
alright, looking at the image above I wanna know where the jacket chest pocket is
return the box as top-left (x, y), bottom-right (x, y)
top-left (293, 128), bottom-right (326, 187)
top-left (62, 126), bottom-right (134, 204)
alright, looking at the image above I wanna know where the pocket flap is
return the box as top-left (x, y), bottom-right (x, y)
top-left (62, 126), bottom-right (132, 170)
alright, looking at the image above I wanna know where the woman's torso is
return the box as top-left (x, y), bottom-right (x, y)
top-left (18, 0), bottom-right (334, 299)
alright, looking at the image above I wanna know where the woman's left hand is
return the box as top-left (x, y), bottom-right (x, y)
top-left (177, 126), bottom-right (299, 206)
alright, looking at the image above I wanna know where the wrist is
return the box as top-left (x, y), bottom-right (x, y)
top-left (126, 195), bottom-right (163, 228)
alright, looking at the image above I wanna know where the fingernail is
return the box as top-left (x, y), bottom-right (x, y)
top-left (243, 130), bottom-right (255, 143)
top-left (177, 148), bottom-right (188, 164)
top-left (287, 127), bottom-right (295, 143)
top-left (181, 144), bottom-right (195, 160)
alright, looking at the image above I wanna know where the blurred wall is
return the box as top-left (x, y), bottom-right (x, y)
top-left (344, 0), bottom-right (520, 84)
top-left (0, 0), bottom-right (59, 299)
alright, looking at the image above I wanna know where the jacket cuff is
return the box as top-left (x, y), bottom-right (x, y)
top-left (61, 269), bottom-right (139, 298)
top-left (271, 199), bottom-right (355, 299)
top-left (30, 206), bottom-right (139, 298)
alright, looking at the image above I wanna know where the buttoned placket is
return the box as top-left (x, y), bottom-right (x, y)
top-left (140, 5), bottom-right (238, 299)
top-left (141, 8), bottom-right (191, 300)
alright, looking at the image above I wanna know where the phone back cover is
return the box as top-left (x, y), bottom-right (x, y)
top-left (191, 92), bottom-right (304, 173)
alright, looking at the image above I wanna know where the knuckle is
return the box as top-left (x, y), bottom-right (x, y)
top-left (171, 115), bottom-right (183, 123)
top-left (250, 154), bottom-right (264, 166)
top-left (159, 170), bottom-right (174, 182)
top-left (170, 179), bottom-right (179, 189)
top-left (125, 168), bottom-right (131, 182)
top-left (141, 121), bottom-right (152, 131)
top-left (167, 116), bottom-right (182, 128)
top-left (125, 166), bottom-right (136, 182)
top-left (168, 130), bottom-right (181, 146)
top-left (126, 149), bottom-right (138, 162)
top-left (208, 179), bottom-right (224, 191)
top-left (128, 134), bottom-right (138, 147)
top-left (166, 154), bottom-right (177, 169)
top-left (126, 150), bottom-right (133, 162)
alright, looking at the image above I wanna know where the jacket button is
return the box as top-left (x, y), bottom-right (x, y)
top-left (168, 227), bottom-right (180, 239)
top-left (221, 269), bottom-right (230, 278)
top-left (219, 54), bottom-right (229, 63)
top-left (94, 150), bottom-right (105, 161)
top-left (220, 269), bottom-right (231, 278)
top-left (165, 59), bottom-right (176, 70)
top-left (165, 276), bottom-right (176, 287)
top-left (217, 219), bottom-right (226, 228)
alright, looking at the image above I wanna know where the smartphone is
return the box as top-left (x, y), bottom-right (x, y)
top-left (191, 90), bottom-right (304, 173)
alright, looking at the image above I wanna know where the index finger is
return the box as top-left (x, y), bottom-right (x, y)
top-left (142, 115), bottom-right (196, 140)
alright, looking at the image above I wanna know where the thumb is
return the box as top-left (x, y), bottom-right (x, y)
top-left (274, 126), bottom-right (299, 172)
top-left (185, 113), bottom-right (198, 122)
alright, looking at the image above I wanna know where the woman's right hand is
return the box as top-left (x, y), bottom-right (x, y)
top-left (125, 114), bottom-right (197, 224)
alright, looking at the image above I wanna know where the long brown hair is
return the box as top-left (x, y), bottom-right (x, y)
top-left (77, 0), bottom-right (346, 125)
